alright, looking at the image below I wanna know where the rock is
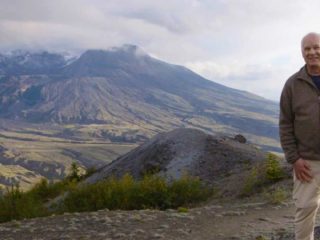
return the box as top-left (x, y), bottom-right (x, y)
top-left (230, 236), bottom-right (242, 239)
top-left (234, 134), bottom-right (246, 143)
top-left (113, 232), bottom-right (126, 238)
top-left (160, 224), bottom-right (169, 229)
top-left (258, 217), bottom-right (271, 222)
top-left (177, 228), bottom-right (191, 235)
top-left (153, 233), bottom-right (164, 239)
top-left (134, 229), bottom-right (146, 234)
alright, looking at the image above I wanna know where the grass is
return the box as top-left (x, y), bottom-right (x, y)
top-left (0, 165), bottom-right (214, 223)
top-left (263, 186), bottom-right (288, 204)
top-left (177, 207), bottom-right (189, 213)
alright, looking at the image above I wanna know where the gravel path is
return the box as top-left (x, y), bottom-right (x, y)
top-left (0, 200), bottom-right (300, 240)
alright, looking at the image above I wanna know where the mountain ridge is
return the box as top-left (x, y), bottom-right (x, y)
top-left (0, 45), bottom-right (279, 148)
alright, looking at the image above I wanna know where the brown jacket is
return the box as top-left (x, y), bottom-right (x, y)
top-left (280, 66), bottom-right (320, 164)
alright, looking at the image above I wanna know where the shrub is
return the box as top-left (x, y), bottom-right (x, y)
top-left (0, 171), bottom-right (213, 223)
top-left (0, 176), bottom-right (77, 222)
top-left (29, 178), bottom-right (76, 202)
top-left (133, 174), bottom-right (170, 210)
top-left (0, 184), bottom-right (46, 222)
top-left (169, 174), bottom-right (212, 208)
top-left (61, 173), bottom-right (213, 212)
top-left (241, 167), bottom-right (260, 197)
top-left (240, 153), bottom-right (286, 197)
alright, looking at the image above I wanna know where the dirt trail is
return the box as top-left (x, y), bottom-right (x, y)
top-left (0, 200), bottom-right (299, 240)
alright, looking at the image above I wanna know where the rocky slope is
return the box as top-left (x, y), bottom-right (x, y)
top-left (86, 128), bottom-right (267, 196)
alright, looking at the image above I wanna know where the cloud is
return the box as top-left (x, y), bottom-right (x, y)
top-left (0, 0), bottom-right (319, 100)
top-left (186, 58), bottom-right (303, 101)
top-left (186, 61), bottom-right (273, 80)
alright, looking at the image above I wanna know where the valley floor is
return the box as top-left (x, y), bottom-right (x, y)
top-left (0, 199), bottom-right (302, 240)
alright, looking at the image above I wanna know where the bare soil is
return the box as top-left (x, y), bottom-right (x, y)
top-left (0, 198), bottom-right (300, 240)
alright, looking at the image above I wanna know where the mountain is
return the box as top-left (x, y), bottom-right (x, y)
top-left (0, 45), bottom-right (279, 151)
top-left (0, 50), bottom-right (67, 75)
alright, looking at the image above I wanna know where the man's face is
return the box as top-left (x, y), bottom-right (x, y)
top-left (302, 35), bottom-right (320, 69)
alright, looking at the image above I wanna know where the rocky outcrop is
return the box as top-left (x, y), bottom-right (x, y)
top-left (86, 128), bottom-right (266, 186)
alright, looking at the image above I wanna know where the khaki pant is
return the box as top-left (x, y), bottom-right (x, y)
top-left (293, 160), bottom-right (320, 240)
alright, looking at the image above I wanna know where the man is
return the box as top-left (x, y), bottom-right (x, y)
top-left (280, 32), bottom-right (320, 240)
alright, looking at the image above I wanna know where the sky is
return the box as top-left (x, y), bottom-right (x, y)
top-left (1, 0), bottom-right (320, 101)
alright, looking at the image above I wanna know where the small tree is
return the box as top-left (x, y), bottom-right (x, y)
top-left (265, 153), bottom-right (284, 182)
top-left (241, 153), bottom-right (286, 197)
top-left (67, 162), bottom-right (81, 182)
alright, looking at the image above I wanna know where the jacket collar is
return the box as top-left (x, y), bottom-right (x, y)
top-left (297, 65), bottom-right (320, 93)
top-left (297, 65), bottom-right (317, 85)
